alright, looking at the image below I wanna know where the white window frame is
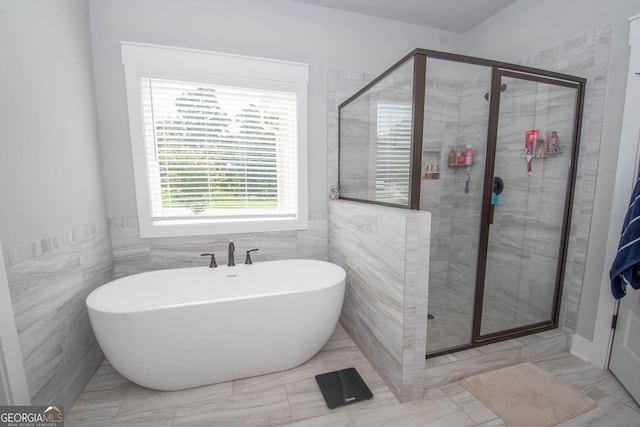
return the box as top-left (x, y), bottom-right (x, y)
top-left (121, 42), bottom-right (309, 238)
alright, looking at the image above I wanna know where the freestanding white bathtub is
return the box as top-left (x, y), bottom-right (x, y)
top-left (86, 259), bottom-right (346, 391)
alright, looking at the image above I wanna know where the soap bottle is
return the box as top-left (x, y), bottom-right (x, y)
top-left (465, 144), bottom-right (473, 165)
top-left (448, 147), bottom-right (456, 167)
top-left (457, 146), bottom-right (465, 167)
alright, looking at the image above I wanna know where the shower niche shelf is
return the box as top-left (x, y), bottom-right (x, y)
top-left (446, 145), bottom-right (474, 168)
top-left (524, 131), bottom-right (564, 159)
top-left (521, 146), bottom-right (565, 159)
top-left (422, 150), bottom-right (441, 180)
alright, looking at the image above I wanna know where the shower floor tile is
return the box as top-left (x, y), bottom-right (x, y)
top-left (67, 324), bottom-right (639, 426)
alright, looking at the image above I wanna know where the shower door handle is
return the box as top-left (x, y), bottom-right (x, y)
top-left (488, 176), bottom-right (502, 226)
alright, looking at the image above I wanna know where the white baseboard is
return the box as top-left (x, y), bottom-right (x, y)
top-left (569, 333), bottom-right (611, 369)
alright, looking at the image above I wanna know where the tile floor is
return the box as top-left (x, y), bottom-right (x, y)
top-left (67, 325), bottom-right (640, 426)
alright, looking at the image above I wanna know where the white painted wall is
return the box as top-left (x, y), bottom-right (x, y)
top-left (0, 0), bottom-right (107, 250)
top-left (88, 0), bottom-right (463, 221)
top-left (464, 0), bottom-right (640, 354)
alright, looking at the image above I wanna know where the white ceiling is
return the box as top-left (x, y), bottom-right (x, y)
top-left (291, 0), bottom-right (517, 34)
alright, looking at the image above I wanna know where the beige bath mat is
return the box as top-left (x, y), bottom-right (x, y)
top-left (461, 362), bottom-right (597, 427)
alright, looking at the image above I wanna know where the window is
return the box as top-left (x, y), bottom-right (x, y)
top-left (375, 102), bottom-right (412, 204)
top-left (121, 42), bottom-right (308, 237)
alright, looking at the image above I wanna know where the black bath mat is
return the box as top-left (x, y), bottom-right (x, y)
top-left (315, 367), bottom-right (373, 409)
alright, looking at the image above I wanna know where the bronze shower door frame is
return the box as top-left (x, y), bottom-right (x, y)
top-left (470, 67), bottom-right (586, 350)
top-left (336, 49), bottom-right (586, 358)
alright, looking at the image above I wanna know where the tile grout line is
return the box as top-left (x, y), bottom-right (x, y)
top-left (283, 381), bottom-right (296, 425)
top-left (440, 382), bottom-right (501, 426)
top-left (593, 383), bottom-right (640, 414)
top-left (114, 382), bottom-right (134, 418)
top-left (345, 408), bottom-right (357, 426)
top-left (170, 407), bottom-right (178, 427)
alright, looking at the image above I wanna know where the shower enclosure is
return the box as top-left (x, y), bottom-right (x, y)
top-left (338, 49), bottom-right (585, 356)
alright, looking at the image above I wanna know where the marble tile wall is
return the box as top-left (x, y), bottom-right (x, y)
top-left (3, 219), bottom-right (114, 408)
top-left (339, 101), bottom-right (374, 200)
top-left (542, 27), bottom-right (612, 332)
top-left (327, 69), bottom-right (375, 192)
top-left (328, 199), bottom-right (430, 402)
top-left (110, 217), bottom-right (327, 278)
top-left (446, 77), bottom-right (488, 297)
top-left (421, 78), bottom-right (460, 298)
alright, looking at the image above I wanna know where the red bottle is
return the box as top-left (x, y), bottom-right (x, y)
top-left (457, 146), bottom-right (466, 166)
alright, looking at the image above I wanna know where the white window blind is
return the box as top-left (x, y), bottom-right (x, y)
top-left (376, 102), bottom-right (412, 204)
top-left (141, 78), bottom-right (298, 220)
top-left (121, 42), bottom-right (308, 237)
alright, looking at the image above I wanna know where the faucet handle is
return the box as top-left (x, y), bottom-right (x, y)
top-left (244, 248), bottom-right (259, 265)
top-left (200, 253), bottom-right (217, 268)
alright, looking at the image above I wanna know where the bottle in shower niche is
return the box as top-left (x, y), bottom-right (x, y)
top-left (425, 164), bottom-right (433, 179)
top-left (465, 144), bottom-right (473, 165)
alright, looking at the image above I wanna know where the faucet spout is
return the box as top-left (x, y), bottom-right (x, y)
top-left (228, 241), bottom-right (235, 267)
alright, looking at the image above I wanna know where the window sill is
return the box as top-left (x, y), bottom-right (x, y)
top-left (137, 216), bottom-right (309, 238)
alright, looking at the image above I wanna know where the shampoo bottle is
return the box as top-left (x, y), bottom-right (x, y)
top-left (457, 146), bottom-right (465, 166)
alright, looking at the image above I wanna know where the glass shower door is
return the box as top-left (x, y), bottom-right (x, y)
top-left (478, 70), bottom-right (582, 338)
top-left (422, 59), bottom-right (492, 354)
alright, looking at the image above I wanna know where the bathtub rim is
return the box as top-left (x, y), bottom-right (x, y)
top-left (86, 258), bottom-right (346, 314)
